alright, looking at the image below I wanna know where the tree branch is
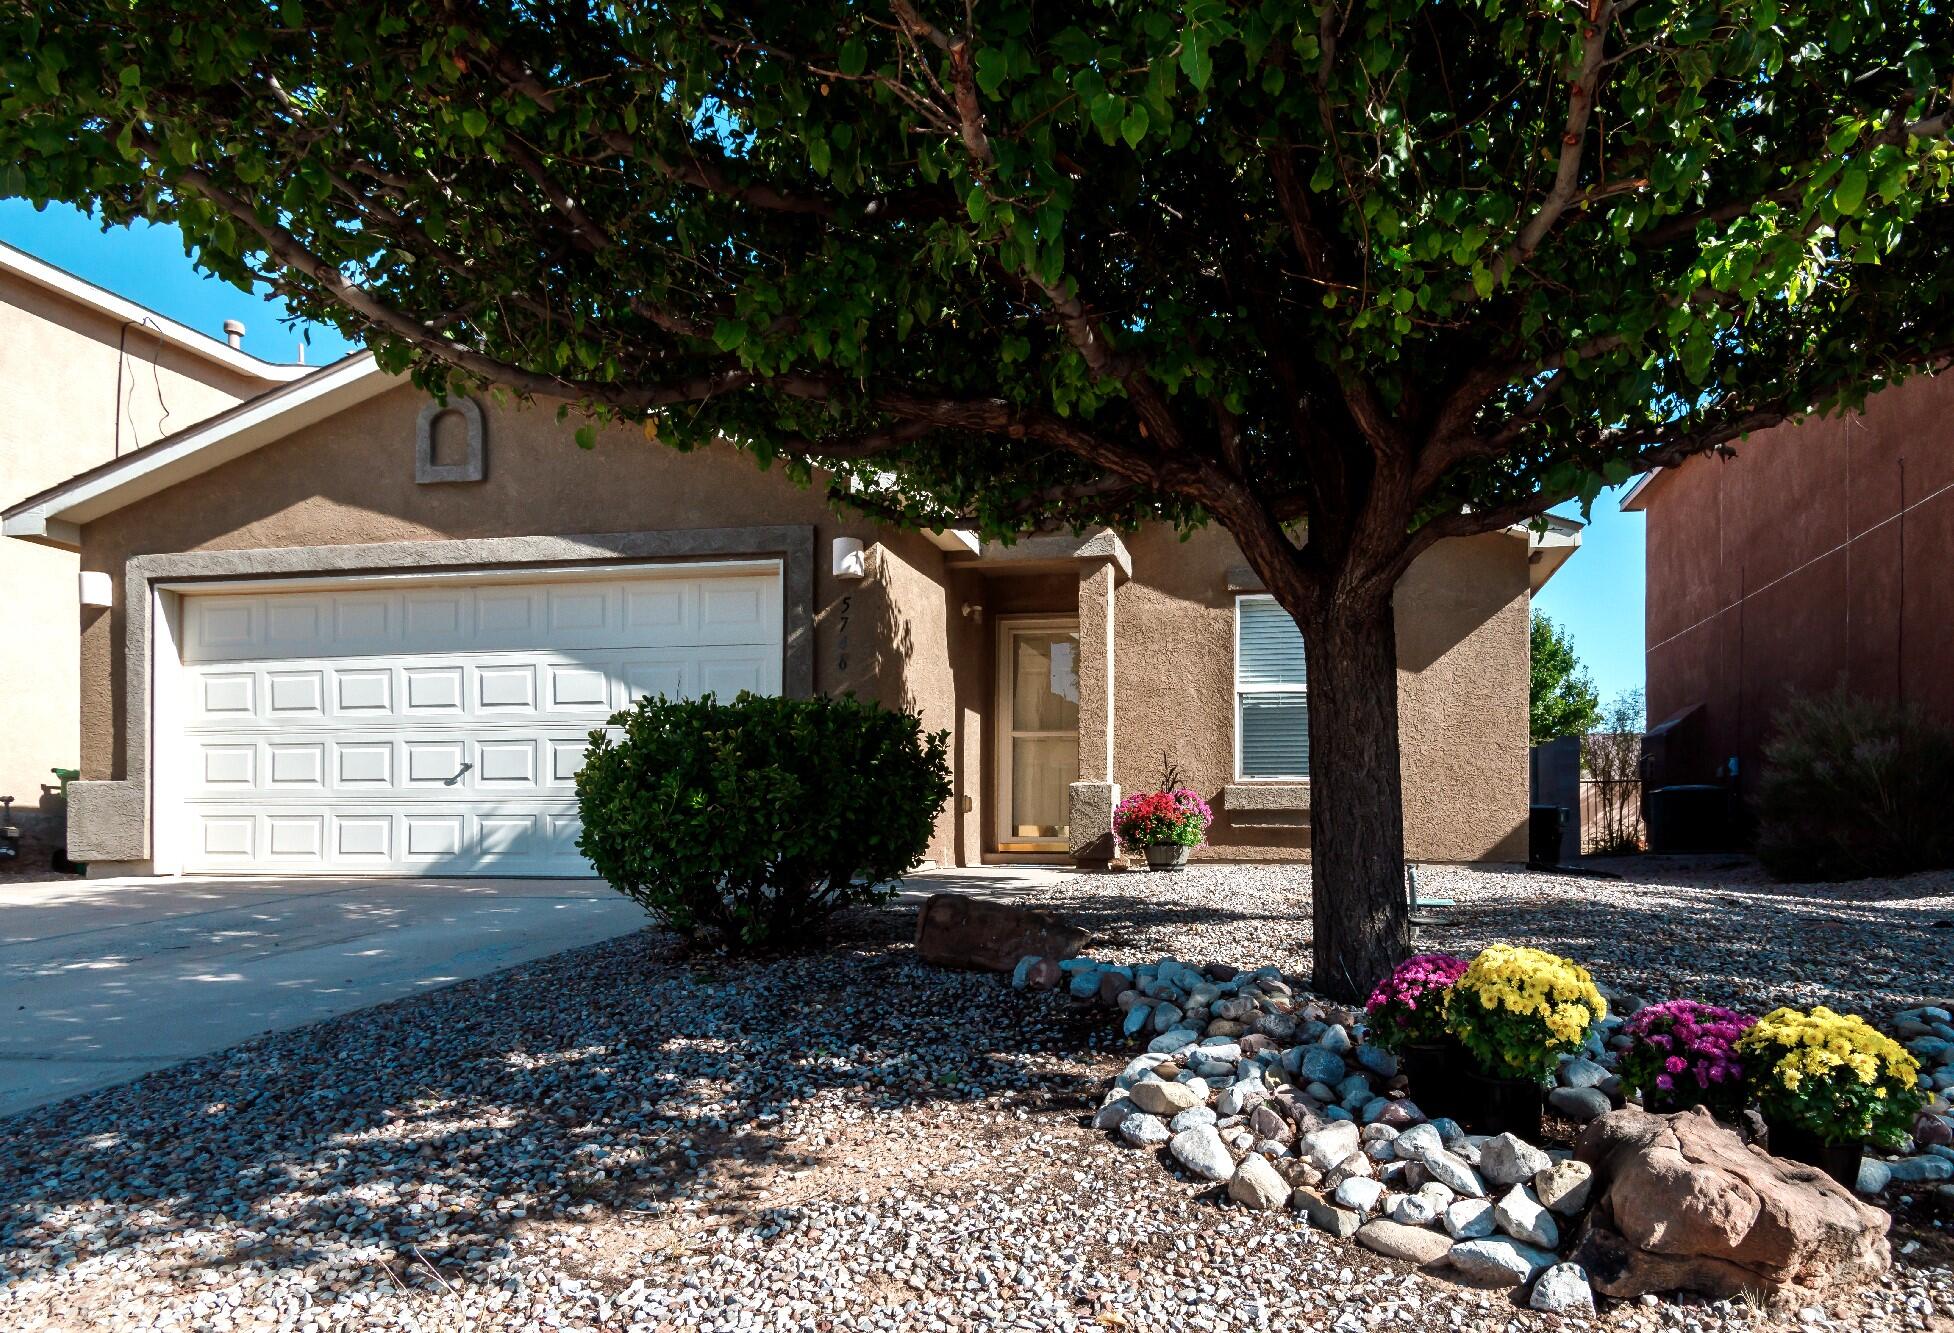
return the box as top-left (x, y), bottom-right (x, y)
top-left (1481, 0), bottom-right (1616, 289)
top-left (163, 154), bottom-right (766, 410)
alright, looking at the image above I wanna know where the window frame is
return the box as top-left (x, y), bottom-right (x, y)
top-left (1232, 593), bottom-right (1311, 782)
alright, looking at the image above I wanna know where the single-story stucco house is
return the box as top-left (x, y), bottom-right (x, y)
top-left (4, 350), bottom-right (1580, 877)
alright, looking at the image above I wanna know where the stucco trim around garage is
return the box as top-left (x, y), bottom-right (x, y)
top-left (70, 525), bottom-right (814, 864)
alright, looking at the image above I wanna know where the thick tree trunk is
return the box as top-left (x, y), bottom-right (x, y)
top-left (1299, 592), bottom-right (1410, 1002)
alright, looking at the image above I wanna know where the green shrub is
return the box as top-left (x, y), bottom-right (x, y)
top-left (1755, 688), bottom-right (1954, 881)
top-left (575, 692), bottom-right (951, 950)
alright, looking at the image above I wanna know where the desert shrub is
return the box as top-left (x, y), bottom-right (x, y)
top-left (1755, 688), bottom-right (1954, 881)
top-left (576, 692), bottom-right (951, 950)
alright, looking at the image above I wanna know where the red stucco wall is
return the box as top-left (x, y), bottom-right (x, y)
top-left (1640, 372), bottom-right (1954, 794)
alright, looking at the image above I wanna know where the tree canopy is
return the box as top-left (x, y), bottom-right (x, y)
top-left (5, 0), bottom-right (1946, 560)
top-left (1530, 612), bottom-right (1602, 745)
top-left (5, 0), bottom-right (1948, 995)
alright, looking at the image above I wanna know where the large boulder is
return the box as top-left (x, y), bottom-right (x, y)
top-left (914, 895), bottom-right (1089, 971)
top-left (1571, 1106), bottom-right (1891, 1303)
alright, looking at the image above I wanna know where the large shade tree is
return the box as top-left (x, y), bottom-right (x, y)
top-left (5, 0), bottom-right (1948, 997)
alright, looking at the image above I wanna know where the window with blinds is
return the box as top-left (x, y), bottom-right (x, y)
top-left (1235, 595), bottom-right (1309, 778)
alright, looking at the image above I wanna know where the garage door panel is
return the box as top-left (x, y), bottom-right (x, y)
top-left (403, 666), bottom-right (466, 714)
top-left (404, 741), bottom-right (470, 787)
top-left (476, 664), bottom-right (538, 711)
top-left (480, 814), bottom-right (539, 857)
top-left (328, 594), bottom-right (393, 649)
top-left (403, 590), bottom-right (470, 640)
top-left (404, 815), bottom-right (465, 859)
top-left (200, 744), bottom-right (256, 788)
top-left (547, 740), bottom-right (588, 786)
top-left (267, 671), bottom-right (326, 716)
top-left (624, 584), bottom-right (687, 636)
top-left (334, 815), bottom-right (393, 861)
top-left (265, 599), bottom-right (321, 649)
top-left (266, 816), bottom-right (326, 861)
top-left (267, 743), bottom-right (327, 789)
top-left (477, 588), bottom-right (538, 636)
top-left (335, 742), bottom-right (394, 787)
top-left (177, 567), bottom-right (781, 875)
top-left (200, 673), bottom-right (256, 717)
top-left (477, 740), bottom-right (538, 788)
top-left (198, 816), bottom-right (257, 860)
top-left (194, 600), bottom-right (258, 655)
top-left (546, 664), bottom-right (613, 711)
top-left (334, 668), bottom-right (393, 714)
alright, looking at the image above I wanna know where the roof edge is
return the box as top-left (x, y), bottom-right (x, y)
top-left (1, 240), bottom-right (315, 383)
top-left (1617, 469), bottom-right (1662, 511)
top-left (3, 354), bottom-right (392, 551)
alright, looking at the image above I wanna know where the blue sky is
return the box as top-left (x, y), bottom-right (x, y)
top-left (0, 200), bottom-right (1646, 699)
top-left (0, 200), bottom-right (358, 365)
top-left (1538, 487), bottom-right (1645, 706)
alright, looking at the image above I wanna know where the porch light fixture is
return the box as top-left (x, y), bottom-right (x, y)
top-left (832, 537), bottom-right (867, 579)
top-left (79, 570), bottom-right (114, 608)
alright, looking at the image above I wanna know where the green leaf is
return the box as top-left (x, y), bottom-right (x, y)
top-left (1179, 35), bottom-right (1212, 90)
top-left (1120, 105), bottom-right (1149, 149)
top-left (972, 47), bottom-right (1006, 97)
top-left (1833, 163), bottom-right (1867, 216)
top-left (574, 424), bottom-right (596, 450)
top-left (838, 37), bottom-right (867, 78)
top-left (461, 108), bottom-right (489, 137)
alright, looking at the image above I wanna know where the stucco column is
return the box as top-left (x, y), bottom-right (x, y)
top-left (1068, 556), bottom-right (1119, 866)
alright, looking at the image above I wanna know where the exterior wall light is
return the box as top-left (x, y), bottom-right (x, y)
top-left (832, 537), bottom-right (867, 579)
top-left (79, 571), bottom-right (114, 608)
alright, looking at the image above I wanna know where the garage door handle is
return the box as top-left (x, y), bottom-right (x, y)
top-left (443, 762), bottom-right (475, 787)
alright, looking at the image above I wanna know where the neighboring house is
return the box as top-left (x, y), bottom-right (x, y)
top-left (1622, 372), bottom-right (1954, 796)
top-left (0, 242), bottom-right (308, 852)
top-left (5, 347), bottom-right (1581, 878)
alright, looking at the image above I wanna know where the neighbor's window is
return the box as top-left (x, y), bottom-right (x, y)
top-left (1235, 595), bottom-right (1309, 779)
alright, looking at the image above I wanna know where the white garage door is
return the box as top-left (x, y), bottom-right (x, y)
top-left (170, 565), bottom-right (783, 875)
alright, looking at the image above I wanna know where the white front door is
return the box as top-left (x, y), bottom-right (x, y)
top-left (167, 565), bottom-right (783, 875)
top-left (995, 619), bottom-right (1080, 852)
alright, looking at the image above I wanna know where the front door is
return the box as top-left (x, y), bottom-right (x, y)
top-left (996, 619), bottom-right (1080, 852)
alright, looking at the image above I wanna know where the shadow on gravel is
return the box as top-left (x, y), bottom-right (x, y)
top-left (1040, 890), bottom-right (1312, 954)
top-left (1423, 869), bottom-right (1953, 1017)
top-left (0, 904), bottom-right (1101, 1294)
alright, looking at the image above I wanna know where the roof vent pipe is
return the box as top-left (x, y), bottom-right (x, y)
top-left (223, 318), bottom-right (245, 350)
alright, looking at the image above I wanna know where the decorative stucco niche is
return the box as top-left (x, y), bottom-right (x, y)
top-left (415, 396), bottom-right (485, 483)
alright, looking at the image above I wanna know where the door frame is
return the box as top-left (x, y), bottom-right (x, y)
top-left (992, 614), bottom-right (1081, 853)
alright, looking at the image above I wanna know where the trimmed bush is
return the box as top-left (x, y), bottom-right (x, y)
top-left (1755, 688), bottom-right (1954, 881)
top-left (576, 692), bottom-right (951, 950)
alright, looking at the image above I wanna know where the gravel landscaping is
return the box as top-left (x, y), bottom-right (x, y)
top-left (2, 860), bottom-right (1951, 1332)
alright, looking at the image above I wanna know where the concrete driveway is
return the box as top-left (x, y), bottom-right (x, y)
top-left (0, 876), bottom-right (647, 1119)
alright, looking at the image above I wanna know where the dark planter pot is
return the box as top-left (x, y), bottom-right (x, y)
top-left (1459, 1068), bottom-right (1546, 1140)
top-left (1767, 1117), bottom-right (1865, 1189)
top-left (1145, 843), bottom-right (1192, 872)
top-left (1400, 1037), bottom-right (1465, 1118)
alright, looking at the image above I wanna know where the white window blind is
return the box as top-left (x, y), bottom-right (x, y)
top-left (1235, 596), bottom-right (1309, 778)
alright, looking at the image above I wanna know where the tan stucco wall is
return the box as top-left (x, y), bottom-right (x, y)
top-left (0, 271), bottom-right (274, 841)
top-left (1112, 525), bottom-right (1531, 863)
top-left (73, 380), bottom-right (1532, 869)
top-left (76, 384), bottom-right (964, 864)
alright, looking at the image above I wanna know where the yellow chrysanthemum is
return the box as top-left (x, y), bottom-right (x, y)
top-left (1448, 945), bottom-right (1607, 1075)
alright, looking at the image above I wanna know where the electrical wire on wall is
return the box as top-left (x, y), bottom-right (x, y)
top-left (112, 316), bottom-right (169, 456)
